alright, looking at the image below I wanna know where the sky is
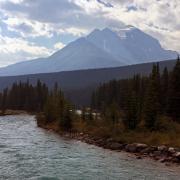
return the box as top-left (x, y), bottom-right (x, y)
top-left (0, 0), bottom-right (179, 67)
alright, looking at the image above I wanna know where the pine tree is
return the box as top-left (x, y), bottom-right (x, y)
top-left (124, 91), bottom-right (139, 129)
top-left (161, 67), bottom-right (169, 114)
top-left (167, 57), bottom-right (180, 121)
top-left (60, 104), bottom-right (73, 130)
top-left (81, 107), bottom-right (86, 121)
top-left (106, 102), bottom-right (119, 125)
top-left (1, 88), bottom-right (8, 115)
top-left (144, 64), bottom-right (161, 130)
top-left (87, 108), bottom-right (93, 121)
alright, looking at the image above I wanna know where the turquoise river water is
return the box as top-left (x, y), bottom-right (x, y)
top-left (0, 115), bottom-right (180, 180)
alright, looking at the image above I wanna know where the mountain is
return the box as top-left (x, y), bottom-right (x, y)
top-left (87, 26), bottom-right (176, 64)
top-left (87, 28), bottom-right (133, 64)
top-left (0, 59), bottom-right (176, 106)
top-left (0, 26), bottom-right (177, 76)
top-left (0, 37), bottom-right (122, 76)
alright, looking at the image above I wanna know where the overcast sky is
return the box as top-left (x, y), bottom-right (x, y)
top-left (0, 0), bottom-right (179, 67)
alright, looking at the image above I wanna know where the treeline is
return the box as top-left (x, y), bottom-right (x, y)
top-left (91, 57), bottom-right (180, 130)
top-left (0, 80), bottom-right (49, 113)
top-left (38, 83), bottom-right (74, 130)
top-left (0, 79), bottom-right (74, 130)
top-left (0, 58), bottom-right (180, 134)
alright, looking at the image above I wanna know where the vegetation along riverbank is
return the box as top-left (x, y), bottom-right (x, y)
top-left (0, 57), bottom-right (179, 165)
top-left (36, 57), bottom-right (180, 165)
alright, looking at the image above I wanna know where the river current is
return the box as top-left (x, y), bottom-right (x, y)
top-left (0, 115), bottom-right (180, 180)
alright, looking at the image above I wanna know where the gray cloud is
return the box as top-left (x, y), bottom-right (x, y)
top-left (96, 0), bottom-right (113, 8)
top-left (13, 23), bottom-right (33, 34)
top-left (1, 0), bottom-right (125, 34)
top-left (1, 0), bottom-right (81, 23)
top-left (0, 0), bottom-right (179, 67)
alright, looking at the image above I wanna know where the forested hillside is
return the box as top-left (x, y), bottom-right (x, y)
top-left (91, 57), bottom-right (180, 130)
top-left (0, 59), bottom-right (176, 106)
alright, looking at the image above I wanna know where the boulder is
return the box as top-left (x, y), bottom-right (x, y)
top-left (106, 138), bottom-right (113, 143)
top-left (173, 152), bottom-right (180, 159)
top-left (141, 146), bottom-right (157, 154)
top-left (150, 146), bottom-right (158, 151)
top-left (168, 147), bottom-right (176, 154)
top-left (95, 139), bottom-right (106, 146)
top-left (159, 158), bottom-right (167, 163)
top-left (172, 157), bottom-right (180, 163)
top-left (153, 150), bottom-right (162, 156)
top-left (109, 142), bottom-right (123, 150)
top-left (136, 143), bottom-right (148, 150)
top-left (125, 143), bottom-right (148, 153)
top-left (158, 145), bottom-right (168, 152)
top-left (125, 144), bottom-right (138, 153)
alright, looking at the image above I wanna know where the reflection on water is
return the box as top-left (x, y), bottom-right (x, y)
top-left (0, 115), bottom-right (180, 180)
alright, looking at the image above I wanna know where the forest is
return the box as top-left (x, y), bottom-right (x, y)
top-left (91, 57), bottom-right (180, 131)
top-left (0, 57), bottom-right (180, 146)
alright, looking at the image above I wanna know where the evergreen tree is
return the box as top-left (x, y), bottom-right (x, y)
top-left (161, 67), bottom-right (169, 114)
top-left (105, 102), bottom-right (119, 125)
top-left (87, 108), bottom-right (93, 121)
top-left (124, 91), bottom-right (139, 129)
top-left (167, 57), bottom-right (180, 121)
top-left (81, 107), bottom-right (86, 121)
top-left (144, 64), bottom-right (161, 130)
top-left (1, 88), bottom-right (8, 114)
top-left (60, 104), bottom-right (73, 130)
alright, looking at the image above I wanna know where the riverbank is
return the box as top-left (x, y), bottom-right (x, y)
top-left (0, 109), bottom-right (30, 116)
top-left (38, 122), bottom-right (180, 166)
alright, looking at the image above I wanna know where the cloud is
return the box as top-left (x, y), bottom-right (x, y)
top-left (0, 0), bottom-right (179, 67)
top-left (0, 0), bottom-right (81, 23)
top-left (126, 5), bottom-right (138, 12)
top-left (3, 17), bottom-right (54, 38)
top-left (0, 35), bottom-right (54, 66)
top-left (54, 42), bottom-right (65, 50)
top-left (95, 0), bottom-right (180, 52)
top-left (96, 0), bottom-right (113, 8)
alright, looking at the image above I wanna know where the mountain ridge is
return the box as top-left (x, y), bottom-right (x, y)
top-left (0, 26), bottom-right (177, 76)
top-left (0, 58), bottom-right (176, 106)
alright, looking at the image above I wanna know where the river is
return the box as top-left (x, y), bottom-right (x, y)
top-left (0, 115), bottom-right (180, 180)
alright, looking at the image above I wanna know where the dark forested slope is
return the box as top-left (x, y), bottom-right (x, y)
top-left (0, 59), bottom-right (176, 106)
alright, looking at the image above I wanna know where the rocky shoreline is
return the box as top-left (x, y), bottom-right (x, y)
top-left (38, 122), bottom-right (180, 166)
top-left (59, 131), bottom-right (180, 166)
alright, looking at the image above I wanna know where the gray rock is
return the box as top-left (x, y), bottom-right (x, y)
top-left (158, 145), bottom-right (168, 152)
top-left (168, 147), bottom-right (176, 154)
top-left (125, 144), bottom-right (138, 153)
top-left (109, 143), bottom-right (123, 150)
top-left (136, 143), bottom-right (148, 150)
top-left (106, 138), bottom-right (113, 143)
top-left (125, 143), bottom-right (148, 153)
top-left (141, 146), bottom-right (157, 154)
top-left (153, 150), bottom-right (162, 156)
top-left (173, 152), bottom-right (180, 159)
top-left (172, 157), bottom-right (180, 163)
top-left (159, 158), bottom-right (166, 163)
